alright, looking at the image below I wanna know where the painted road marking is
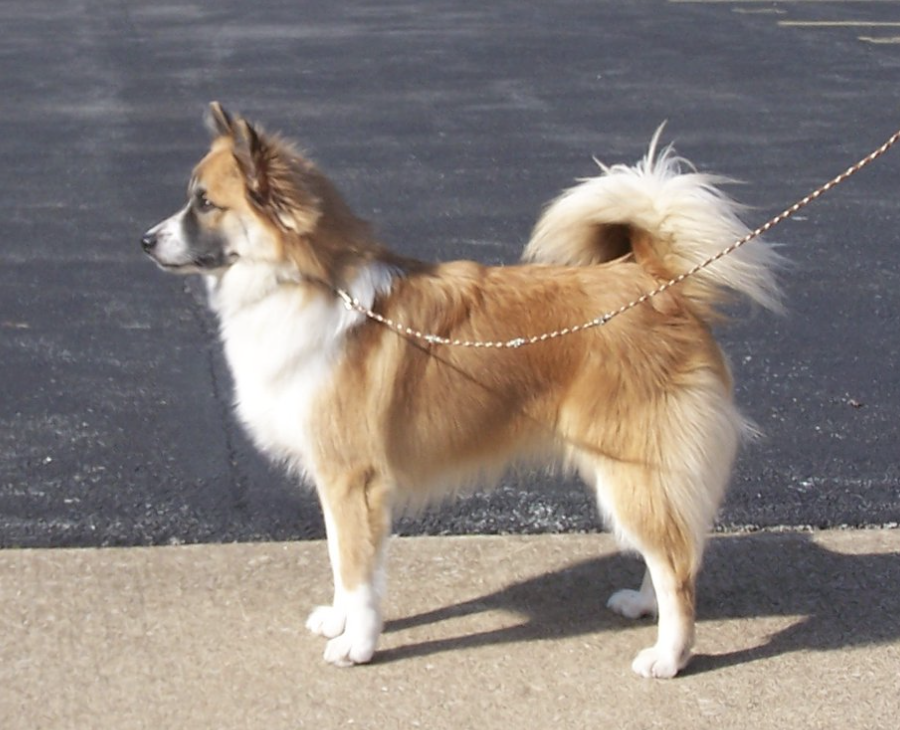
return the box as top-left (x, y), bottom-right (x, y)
top-left (670, 0), bottom-right (900, 45)
top-left (670, 1), bottom-right (900, 4)
top-left (779, 20), bottom-right (900, 27)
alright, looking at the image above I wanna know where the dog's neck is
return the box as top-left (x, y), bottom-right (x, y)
top-left (204, 261), bottom-right (306, 316)
top-left (205, 258), bottom-right (398, 329)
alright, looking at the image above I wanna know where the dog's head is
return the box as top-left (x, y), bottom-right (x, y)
top-left (141, 103), bottom-right (369, 283)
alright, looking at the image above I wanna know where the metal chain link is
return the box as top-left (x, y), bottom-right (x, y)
top-left (337, 127), bottom-right (900, 348)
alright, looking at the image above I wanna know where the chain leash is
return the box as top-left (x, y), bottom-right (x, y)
top-left (337, 127), bottom-right (900, 349)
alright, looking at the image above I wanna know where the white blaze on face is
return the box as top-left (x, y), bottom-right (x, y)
top-left (145, 204), bottom-right (192, 268)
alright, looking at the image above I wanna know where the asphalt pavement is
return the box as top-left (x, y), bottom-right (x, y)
top-left (3, 0), bottom-right (899, 547)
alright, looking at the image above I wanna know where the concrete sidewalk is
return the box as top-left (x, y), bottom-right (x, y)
top-left (2, 530), bottom-right (899, 729)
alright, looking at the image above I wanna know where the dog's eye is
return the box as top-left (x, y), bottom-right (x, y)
top-left (196, 193), bottom-right (218, 213)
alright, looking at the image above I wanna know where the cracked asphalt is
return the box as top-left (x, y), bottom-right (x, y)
top-left (2, 0), bottom-right (899, 547)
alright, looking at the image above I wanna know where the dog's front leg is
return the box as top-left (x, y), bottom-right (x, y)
top-left (305, 470), bottom-right (392, 667)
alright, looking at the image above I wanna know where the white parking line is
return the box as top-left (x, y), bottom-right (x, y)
top-left (779, 20), bottom-right (900, 27)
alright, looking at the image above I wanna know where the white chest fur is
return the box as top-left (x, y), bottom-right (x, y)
top-left (209, 262), bottom-right (394, 475)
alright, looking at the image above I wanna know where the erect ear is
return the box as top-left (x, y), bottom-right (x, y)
top-left (205, 101), bottom-right (235, 139)
top-left (231, 119), bottom-right (269, 204)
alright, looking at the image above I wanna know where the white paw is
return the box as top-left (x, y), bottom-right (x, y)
top-left (631, 646), bottom-right (688, 679)
top-left (607, 589), bottom-right (657, 620)
top-left (305, 605), bottom-right (347, 639)
top-left (314, 584), bottom-right (382, 667)
top-left (323, 629), bottom-right (378, 667)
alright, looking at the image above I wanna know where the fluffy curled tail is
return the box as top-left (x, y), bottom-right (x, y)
top-left (523, 127), bottom-right (783, 318)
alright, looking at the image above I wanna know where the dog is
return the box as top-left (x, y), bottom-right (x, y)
top-left (141, 103), bottom-right (781, 678)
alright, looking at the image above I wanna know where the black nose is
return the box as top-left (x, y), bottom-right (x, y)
top-left (141, 232), bottom-right (157, 252)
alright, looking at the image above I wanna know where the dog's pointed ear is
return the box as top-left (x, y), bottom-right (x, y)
top-left (232, 119), bottom-right (269, 204)
top-left (205, 101), bottom-right (234, 139)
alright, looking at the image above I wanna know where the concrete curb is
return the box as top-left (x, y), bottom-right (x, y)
top-left (3, 530), bottom-right (899, 728)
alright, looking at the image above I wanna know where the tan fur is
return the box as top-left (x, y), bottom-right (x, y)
top-left (144, 104), bottom-right (781, 677)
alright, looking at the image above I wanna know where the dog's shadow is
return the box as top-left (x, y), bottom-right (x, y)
top-left (378, 533), bottom-right (900, 674)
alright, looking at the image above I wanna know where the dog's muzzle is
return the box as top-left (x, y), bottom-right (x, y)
top-left (141, 226), bottom-right (237, 272)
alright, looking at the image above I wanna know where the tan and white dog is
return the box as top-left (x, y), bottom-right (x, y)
top-left (141, 103), bottom-right (781, 678)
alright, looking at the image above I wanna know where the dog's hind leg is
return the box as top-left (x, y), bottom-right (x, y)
top-left (592, 461), bottom-right (703, 679)
top-left (607, 567), bottom-right (657, 619)
top-left (627, 544), bottom-right (697, 679)
top-left (305, 468), bottom-right (392, 667)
